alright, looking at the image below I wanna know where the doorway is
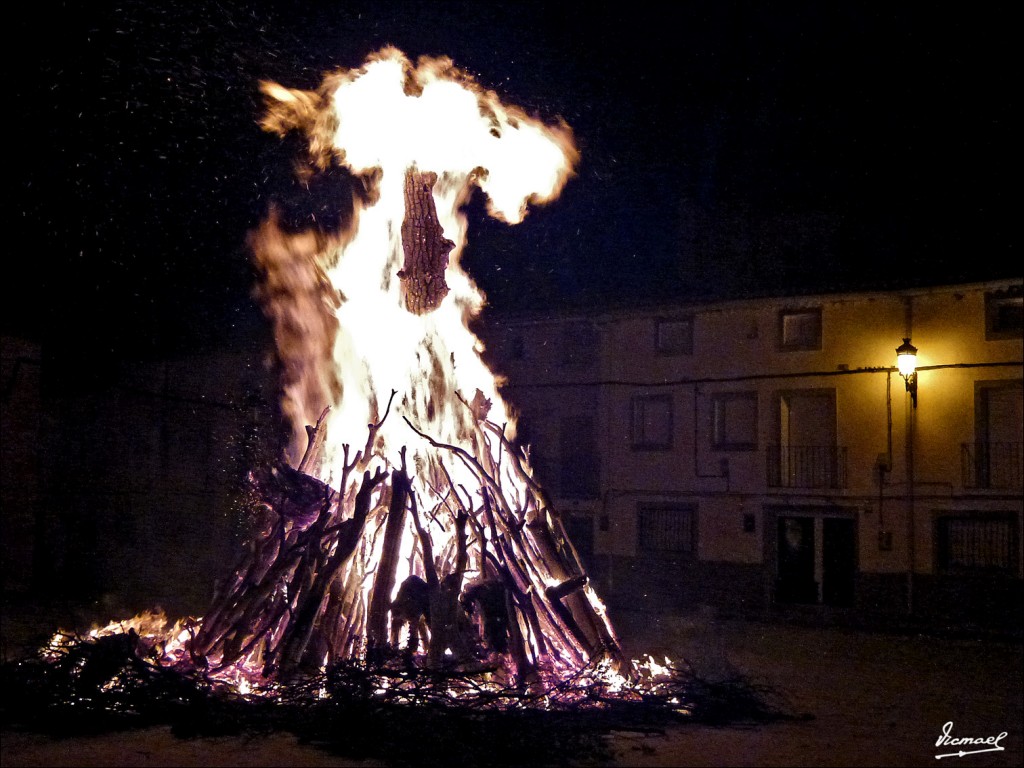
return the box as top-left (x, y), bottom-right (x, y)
top-left (775, 513), bottom-right (855, 606)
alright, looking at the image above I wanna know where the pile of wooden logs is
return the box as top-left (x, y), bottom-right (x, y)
top-left (209, 150), bottom-right (633, 689)
top-left (190, 399), bottom-right (633, 687)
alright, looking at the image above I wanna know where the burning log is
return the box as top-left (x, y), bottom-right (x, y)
top-left (366, 457), bottom-right (412, 661)
top-left (297, 406), bottom-right (331, 474)
top-left (399, 169), bottom-right (453, 315)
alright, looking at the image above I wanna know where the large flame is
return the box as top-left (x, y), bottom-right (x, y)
top-left (255, 47), bottom-right (577, 480)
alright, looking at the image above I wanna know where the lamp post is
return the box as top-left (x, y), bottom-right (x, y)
top-left (896, 337), bottom-right (917, 614)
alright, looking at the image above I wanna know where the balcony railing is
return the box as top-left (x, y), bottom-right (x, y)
top-left (961, 442), bottom-right (1023, 490)
top-left (766, 445), bottom-right (847, 489)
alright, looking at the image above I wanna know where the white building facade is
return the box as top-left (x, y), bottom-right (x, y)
top-left (479, 279), bottom-right (1023, 632)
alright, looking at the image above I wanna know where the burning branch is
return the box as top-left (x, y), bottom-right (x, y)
top-left (297, 405), bottom-right (331, 474)
top-left (366, 451), bottom-right (412, 660)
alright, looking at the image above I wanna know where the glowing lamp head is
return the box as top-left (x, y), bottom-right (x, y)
top-left (895, 338), bottom-right (917, 378)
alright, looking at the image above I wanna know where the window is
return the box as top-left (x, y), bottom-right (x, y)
top-left (631, 394), bottom-right (673, 450)
top-left (965, 381), bottom-right (1024, 489)
top-left (770, 389), bottom-right (844, 488)
top-left (655, 317), bottom-right (693, 355)
top-left (778, 308), bottom-right (822, 351)
top-left (559, 415), bottom-right (600, 498)
top-left (937, 515), bottom-right (1018, 573)
top-left (985, 288), bottom-right (1024, 340)
top-left (712, 392), bottom-right (758, 450)
top-left (561, 321), bottom-right (598, 369)
top-left (638, 504), bottom-right (695, 554)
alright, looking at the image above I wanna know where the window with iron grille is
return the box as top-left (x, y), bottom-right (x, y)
top-left (638, 504), bottom-right (695, 554)
top-left (936, 515), bottom-right (1019, 573)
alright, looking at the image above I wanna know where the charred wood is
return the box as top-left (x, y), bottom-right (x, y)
top-left (366, 458), bottom-right (412, 659)
top-left (399, 169), bottom-right (453, 315)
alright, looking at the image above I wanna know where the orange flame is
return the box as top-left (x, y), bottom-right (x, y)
top-left (254, 48), bottom-right (577, 477)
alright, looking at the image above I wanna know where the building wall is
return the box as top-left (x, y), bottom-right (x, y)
top-left (2, 343), bottom-right (279, 617)
top-left (481, 279), bottom-right (1024, 632)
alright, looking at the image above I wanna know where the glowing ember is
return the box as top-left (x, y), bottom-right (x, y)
top-left (45, 47), bottom-right (686, 704)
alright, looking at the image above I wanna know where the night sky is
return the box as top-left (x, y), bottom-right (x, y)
top-left (8, 1), bottom-right (1015, 361)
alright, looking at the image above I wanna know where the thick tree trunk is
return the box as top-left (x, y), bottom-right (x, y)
top-left (399, 169), bottom-right (453, 315)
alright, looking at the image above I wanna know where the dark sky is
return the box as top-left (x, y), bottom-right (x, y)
top-left (8, 1), bottom-right (1015, 360)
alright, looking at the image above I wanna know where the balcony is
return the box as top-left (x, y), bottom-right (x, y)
top-left (767, 445), bottom-right (848, 489)
top-left (961, 441), bottom-right (1023, 490)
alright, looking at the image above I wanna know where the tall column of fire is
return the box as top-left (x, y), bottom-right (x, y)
top-left (191, 47), bottom-right (630, 688)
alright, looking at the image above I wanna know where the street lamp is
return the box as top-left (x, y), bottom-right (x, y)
top-left (895, 336), bottom-right (918, 614)
top-left (896, 338), bottom-right (918, 407)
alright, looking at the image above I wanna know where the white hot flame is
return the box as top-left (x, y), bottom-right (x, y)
top-left (255, 46), bottom-right (577, 532)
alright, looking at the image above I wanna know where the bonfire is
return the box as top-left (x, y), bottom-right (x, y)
top-left (7, 53), bottom-right (789, 763)
top-left (39, 46), bottom-right (665, 699)
top-left (205, 44), bottom-right (634, 691)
